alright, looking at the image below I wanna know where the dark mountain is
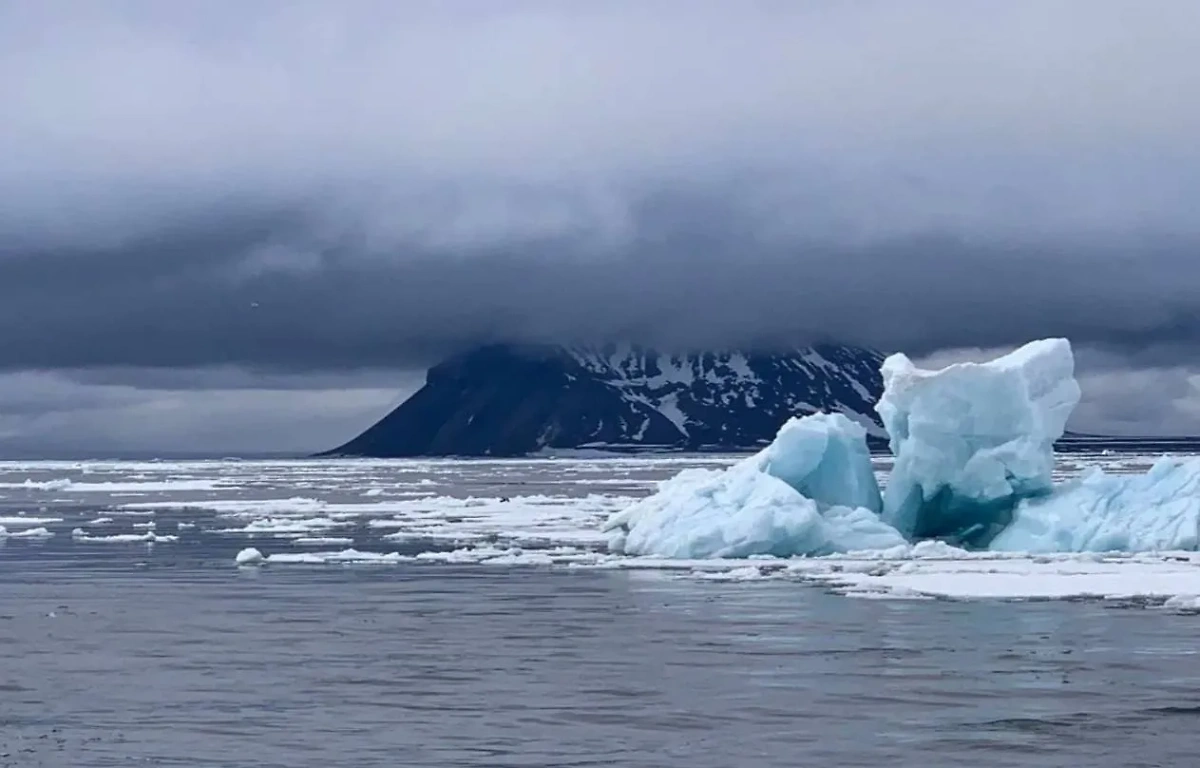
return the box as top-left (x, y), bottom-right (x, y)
top-left (322, 343), bottom-right (890, 457)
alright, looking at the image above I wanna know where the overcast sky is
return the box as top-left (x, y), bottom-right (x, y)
top-left (2, 0), bottom-right (1199, 455)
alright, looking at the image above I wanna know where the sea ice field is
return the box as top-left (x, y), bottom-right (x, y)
top-left (3, 450), bottom-right (1200, 605)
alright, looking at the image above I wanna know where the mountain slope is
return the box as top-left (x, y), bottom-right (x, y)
top-left (323, 343), bottom-right (889, 457)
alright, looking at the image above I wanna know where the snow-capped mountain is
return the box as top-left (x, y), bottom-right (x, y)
top-left (323, 343), bottom-right (889, 457)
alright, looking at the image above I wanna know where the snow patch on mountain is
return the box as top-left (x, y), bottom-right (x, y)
top-left (326, 342), bottom-right (888, 457)
top-left (565, 345), bottom-right (886, 446)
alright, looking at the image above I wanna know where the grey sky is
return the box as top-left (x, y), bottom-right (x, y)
top-left (2, 1), bottom-right (1199, 453)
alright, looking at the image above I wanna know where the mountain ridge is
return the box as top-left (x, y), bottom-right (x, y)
top-left (322, 342), bottom-right (889, 457)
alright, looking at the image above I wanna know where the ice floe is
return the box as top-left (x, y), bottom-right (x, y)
top-left (71, 528), bottom-right (179, 544)
top-left (0, 515), bottom-right (63, 527)
top-left (0, 526), bottom-right (53, 539)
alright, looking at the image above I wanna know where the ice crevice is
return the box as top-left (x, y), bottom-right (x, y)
top-left (603, 338), bottom-right (1200, 557)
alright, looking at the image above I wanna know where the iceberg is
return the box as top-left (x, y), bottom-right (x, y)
top-left (992, 457), bottom-right (1200, 553)
top-left (603, 413), bottom-right (904, 558)
top-left (602, 336), bottom-right (1200, 559)
top-left (877, 338), bottom-right (1081, 546)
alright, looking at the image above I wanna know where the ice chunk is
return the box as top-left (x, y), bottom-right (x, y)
top-left (604, 468), bottom-right (904, 558)
top-left (877, 338), bottom-right (1081, 546)
top-left (70, 528), bottom-right (178, 543)
top-left (991, 457), bottom-right (1200, 553)
top-left (1164, 595), bottom-right (1200, 611)
top-left (235, 547), bottom-right (265, 565)
top-left (266, 548), bottom-right (407, 564)
top-left (0, 515), bottom-right (62, 526)
top-left (753, 412), bottom-right (882, 513)
top-left (0, 525), bottom-right (54, 539)
top-left (603, 414), bottom-right (902, 558)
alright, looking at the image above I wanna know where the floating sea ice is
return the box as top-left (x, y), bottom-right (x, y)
top-left (0, 525), bottom-right (54, 539)
top-left (291, 536), bottom-right (355, 546)
top-left (877, 338), bottom-right (1081, 546)
top-left (265, 548), bottom-right (407, 564)
top-left (235, 547), bottom-right (265, 565)
top-left (0, 515), bottom-right (63, 527)
top-left (603, 413), bottom-right (904, 558)
top-left (1164, 594), bottom-right (1200, 611)
top-left (70, 528), bottom-right (178, 543)
top-left (991, 457), bottom-right (1200, 553)
top-left (0, 478), bottom-right (72, 491)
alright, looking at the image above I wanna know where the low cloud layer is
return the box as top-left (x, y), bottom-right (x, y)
top-left (2, 2), bottom-right (1199, 450)
top-left (0, 368), bottom-right (417, 457)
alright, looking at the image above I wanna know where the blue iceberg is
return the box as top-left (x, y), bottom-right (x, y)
top-left (991, 457), bottom-right (1200, 552)
top-left (877, 338), bottom-right (1080, 546)
top-left (603, 413), bottom-right (903, 558)
top-left (604, 337), bottom-right (1200, 557)
top-left (754, 410), bottom-right (883, 514)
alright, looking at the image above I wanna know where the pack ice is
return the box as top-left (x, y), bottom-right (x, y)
top-left (604, 338), bottom-right (1200, 557)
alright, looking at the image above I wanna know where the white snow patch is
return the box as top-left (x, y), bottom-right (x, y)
top-left (725, 353), bottom-right (757, 381)
top-left (656, 393), bottom-right (689, 436)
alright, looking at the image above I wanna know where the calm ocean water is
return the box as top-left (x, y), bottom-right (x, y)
top-left (2, 457), bottom-right (1198, 767)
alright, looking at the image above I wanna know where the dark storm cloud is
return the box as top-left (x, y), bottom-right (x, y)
top-left (2, 1), bottom-right (1199, 371)
top-left (2, 1), bottom-right (1200, 448)
top-left (2, 218), bottom-right (1199, 371)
